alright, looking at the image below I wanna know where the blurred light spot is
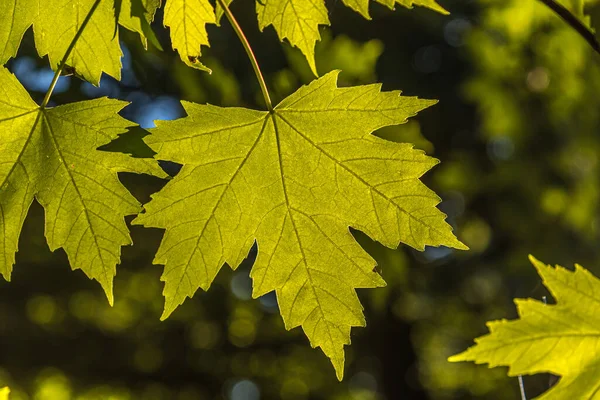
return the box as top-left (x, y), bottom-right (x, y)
top-left (78, 384), bottom-right (133, 399)
top-left (412, 46), bottom-right (441, 74)
top-left (34, 369), bottom-right (71, 400)
top-left (461, 269), bottom-right (502, 305)
top-left (96, 300), bottom-right (137, 332)
top-left (133, 96), bottom-right (183, 128)
top-left (438, 191), bottom-right (465, 218)
top-left (128, 272), bottom-right (161, 303)
top-left (228, 319), bottom-right (257, 348)
top-left (190, 321), bottom-right (220, 349)
top-left (249, 350), bottom-right (278, 377)
top-left (526, 67), bottom-right (550, 92)
top-left (280, 378), bottom-right (308, 400)
top-left (141, 383), bottom-right (170, 399)
top-left (422, 246), bottom-right (453, 262)
top-left (178, 386), bottom-right (207, 400)
top-left (81, 77), bottom-right (120, 98)
top-left (229, 380), bottom-right (260, 400)
top-left (273, 70), bottom-right (298, 99)
top-left (460, 217), bottom-right (492, 253)
top-left (541, 187), bottom-right (568, 215)
top-left (133, 344), bottom-right (163, 373)
top-left (12, 57), bottom-right (70, 93)
top-left (69, 291), bottom-right (98, 321)
top-left (569, 149), bottom-right (597, 177)
top-left (6, 388), bottom-right (27, 400)
top-left (444, 18), bottom-right (472, 47)
top-left (350, 371), bottom-right (378, 393)
top-left (230, 272), bottom-right (253, 300)
top-left (120, 42), bottom-right (139, 87)
top-left (487, 136), bottom-right (514, 161)
top-left (27, 295), bottom-right (61, 325)
top-left (258, 292), bottom-right (278, 313)
top-left (393, 293), bottom-right (433, 321)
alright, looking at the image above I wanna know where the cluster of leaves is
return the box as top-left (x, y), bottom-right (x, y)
top-left (0, 0), bottom-right (465, 380)
top-left (4, 0), bottom-right (600, 396)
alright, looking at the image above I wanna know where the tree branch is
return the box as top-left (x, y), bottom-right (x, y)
top-left (538, 0), bottom-right (600, 55)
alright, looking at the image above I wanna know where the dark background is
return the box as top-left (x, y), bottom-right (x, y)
top-left (2, 0), bottom-right (600, 398)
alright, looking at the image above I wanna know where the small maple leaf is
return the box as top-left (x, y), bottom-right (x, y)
top-left (163, 0), bottom-right (215, 72)
top-left (257, 0), bottom-right (329, 76)
top-left (450, 255), bottom-right (600, 399)
top-left (0, 66), bottom-right (166, 304)
top-left (135, 71), bottom-right (466, 379)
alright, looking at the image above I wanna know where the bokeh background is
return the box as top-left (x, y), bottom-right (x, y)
top-left (2, 0), bottom-right (600, 398)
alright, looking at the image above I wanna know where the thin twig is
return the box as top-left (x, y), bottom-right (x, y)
top-left (538, 0), bottom-right (600, 55)
top-left (518, 375), bottom-right (527, 400)
top-left (40, 0), bottom-right (103, 108)
top-left (216, 0), bottom-right (274, 112)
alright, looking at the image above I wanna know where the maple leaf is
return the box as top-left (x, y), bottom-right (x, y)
top-left (135, 71), bottom-right (466, 379)
top-left (0, 0), bottom-right (35, 64)
top-left (0, 66), bottom-right (166, 304)
top-left (0, 0), bottom-right (159, 84)
top-left (342, 0), bottom-right (449, 19)
top-left (450, 255), bottom-right (600, 399)
top-left (163, 0), bottom-right (216, 72)
top-left (256, 0), bottom-right (448, 74)
top-left (118, 0), bottom-right (161, 50)
top-left (256, 0), bottom-right (329, 76)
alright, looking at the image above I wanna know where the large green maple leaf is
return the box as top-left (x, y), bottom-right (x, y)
top-left (135, 71), bottom-right (466, 379)
top-left (450, 255), bottom-right (600, 399)
top-left (256, 0), bottom-right (448, 74)
top-left (0, 65), bottom-right (166, 303)
top-left (0, 0), bottom-right (159, 84)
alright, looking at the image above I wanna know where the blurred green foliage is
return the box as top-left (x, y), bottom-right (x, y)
top-left (2, 0), bottom-right (600, 399)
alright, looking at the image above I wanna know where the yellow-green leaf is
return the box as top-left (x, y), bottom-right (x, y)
top-left (0, 66), bottom-right (166, 304)
top-left (163, 0), bottom-right (215, 72)
top-left (0, 0), bottom-right (161, 83)
top-left (0, 387), bottom-right (8, 400)
top-left (0, 0), bottom-right (36, 65)
top-left (342, 0), bottom-right (449, 19)
top-left (33, 0), bottom-right (123, 85)
top-left (118, 0), bottom-right (162, 50)
top-left (135, 71), bottom-right (466, 379)
top-left (256, 0), bottom-right (330, 76)
top-left (450, 255), bottom-right (600, 399)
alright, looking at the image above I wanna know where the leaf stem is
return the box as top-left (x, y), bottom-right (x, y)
top-left (216, 0), bottom-right (273, 112)
top-left (538, 0), bottom-right (600, 55)
top-left (518, 375), bottom-right (527, 400)
top-left (40, 0), bottom-right (103, 108)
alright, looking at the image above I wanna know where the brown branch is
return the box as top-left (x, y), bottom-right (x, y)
top-left (538, 0), bottom-right (600, 55)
